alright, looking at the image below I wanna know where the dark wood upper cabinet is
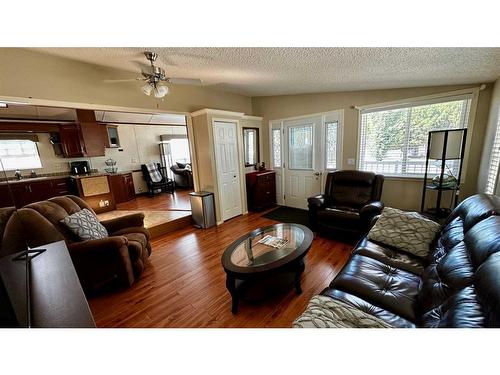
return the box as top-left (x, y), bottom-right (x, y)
top-left (76, 109), bottom-right (105, 157)
top-left (57, 110), bottom-right (106, 158)
top-left (59, 124), bottom-right (85, 157)
top-left (100, 124), bottom-right (120, 148)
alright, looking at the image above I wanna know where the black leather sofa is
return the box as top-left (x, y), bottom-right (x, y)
top-left (308, 170), bottom-right (384, 238)
top-left (319, 194), bottom-right (500, 327)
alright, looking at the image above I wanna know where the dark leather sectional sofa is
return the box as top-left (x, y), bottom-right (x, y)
top-left (319, 194), bottom-right (500, 327)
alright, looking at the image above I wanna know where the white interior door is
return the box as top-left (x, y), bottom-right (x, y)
top-left (213, 121), bottom-right (243, 221)
top-left (283, 116), bottom-right (323, 209)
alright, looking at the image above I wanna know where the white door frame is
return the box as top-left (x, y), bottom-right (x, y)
top-left (212, 119), bottom-right (244, 221)
top-left (269, 109), bottom-right (344, 207)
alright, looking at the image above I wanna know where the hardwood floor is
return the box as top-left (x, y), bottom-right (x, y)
top-left (88, 209), bottom-right (352, 328)
top-left (116, 189), bottom-right (193, 211)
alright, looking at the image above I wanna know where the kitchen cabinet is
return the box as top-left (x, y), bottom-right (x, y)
top-left (59, 124), bottom-right (85, 157)
top-left (76, 109), bottom-right (105, 157)
top-left (72, 174), bottom-right (116, 213)
top-left (108, 172), bottom-right (135, 204)
top-left (0, 178), bottom-right (74, 208)
top-left (245, 170), bottom-right (276, 211)
top-left (101, 124), bottom-right (120, 148)
top-left (58, 110), bottom-right (106, 158)
top-left (51, 178), bottom-right (72, 196)
top-left (0, 184), bottom-right (16, 208)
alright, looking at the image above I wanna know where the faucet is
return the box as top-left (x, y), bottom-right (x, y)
top-left (14, 170), bottom-right (22, 180)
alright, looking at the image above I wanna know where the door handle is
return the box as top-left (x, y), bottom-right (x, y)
top-left (313, 172), bottom-right (321, 176)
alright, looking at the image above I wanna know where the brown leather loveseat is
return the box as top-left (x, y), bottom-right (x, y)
top-left (13, 195), bottom-right (151, 294)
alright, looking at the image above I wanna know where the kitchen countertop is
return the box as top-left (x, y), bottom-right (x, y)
top-left (0, 175), bottom-right (70, 185)
top-left (71, 171), bottom-right (135, 179)
top-left (0, 170), bottom-right (136, 185)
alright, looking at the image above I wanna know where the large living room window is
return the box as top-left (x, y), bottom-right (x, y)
top-left (0, 139), bottom-right (43, 171)
top-left (358, 95), bottom-right (472, 177)
top-left (485, 114), bottom-right (500, 194)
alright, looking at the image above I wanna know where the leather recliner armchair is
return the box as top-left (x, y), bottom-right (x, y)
top-left (308, 170), bottom-right (384, 237)
top-left (170, 163), bottom-right (193, 188)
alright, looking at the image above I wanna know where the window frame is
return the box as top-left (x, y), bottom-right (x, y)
top-left (356, 92), bottom-right (476, 179)
top-left (271, 127), bottom-right (282, 169)
top-left (0, 139), bottom-right (43, 172)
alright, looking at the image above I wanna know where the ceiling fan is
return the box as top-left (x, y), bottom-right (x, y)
top-left (105, 51), bottom-right (202, 99)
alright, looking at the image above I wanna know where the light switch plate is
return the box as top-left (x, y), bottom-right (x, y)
top-left (347, 158), bottom-right (355, 165)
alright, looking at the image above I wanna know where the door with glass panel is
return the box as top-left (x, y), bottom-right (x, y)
top-left (271, 112), bottom-right (342, 209)
top-left (282, 116), bottom-right (323, 209)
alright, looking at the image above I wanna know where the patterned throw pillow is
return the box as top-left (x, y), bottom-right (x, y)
top-left (367, 207), bottom-right (441, 258)
top-left (60, 208), bottom-right (108, 241)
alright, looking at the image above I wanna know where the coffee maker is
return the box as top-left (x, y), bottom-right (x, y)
top-left (69, 161), bottom-right (90, 175)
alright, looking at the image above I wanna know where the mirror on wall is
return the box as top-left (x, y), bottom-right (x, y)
top-left (243, 127), bottom-right (259, 167)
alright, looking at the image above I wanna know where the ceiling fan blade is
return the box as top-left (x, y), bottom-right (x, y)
top-left (103, 78), bottom-right (144, 83)
top-left (168, 77), bottom-right (203, 86)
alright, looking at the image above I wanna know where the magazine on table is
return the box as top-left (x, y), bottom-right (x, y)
top-left (257, 235), bottom-right (288, 249)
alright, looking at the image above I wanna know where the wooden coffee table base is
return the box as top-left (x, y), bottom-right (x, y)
top-left (225, 259), bottom-right (306, 314)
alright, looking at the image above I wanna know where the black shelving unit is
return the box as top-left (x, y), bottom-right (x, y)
top-left (420, 128), bottom-right (467, 219)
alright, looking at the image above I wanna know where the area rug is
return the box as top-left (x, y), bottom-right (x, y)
top-left (262, 206), bottom-right (311, 228)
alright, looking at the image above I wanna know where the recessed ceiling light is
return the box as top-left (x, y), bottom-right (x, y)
top-left (0, 103), bottom-right (8, 108)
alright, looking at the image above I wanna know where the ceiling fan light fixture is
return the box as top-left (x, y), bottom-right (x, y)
top-left (154, 85), bottom-right (169, 98)
top-left (142, 83), bottom-right (153, 96)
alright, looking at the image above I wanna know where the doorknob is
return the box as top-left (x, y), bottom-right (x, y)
top-left (313, 171), bottom-right (321, 176)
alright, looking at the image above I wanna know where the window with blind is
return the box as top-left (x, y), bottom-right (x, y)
top-left (358, 96), bottom-right (471, 177)
top-left (0, 139), bottom-right (43, 171)
top-left (485, 114), bottom-right (500, 194)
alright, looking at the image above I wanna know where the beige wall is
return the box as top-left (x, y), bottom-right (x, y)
top-left (0, 48), bottom-right (252, 114)
top-left (252, 84), bottom-right (493, 210)
top-left (478, 78), bottom-right (500, 194)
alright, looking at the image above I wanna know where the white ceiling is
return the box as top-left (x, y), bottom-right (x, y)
top-left (30, 48), bottom-right (500, 96)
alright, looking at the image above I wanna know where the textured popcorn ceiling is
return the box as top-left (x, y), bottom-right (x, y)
top-left (31, 48), bottom-right (500, 96)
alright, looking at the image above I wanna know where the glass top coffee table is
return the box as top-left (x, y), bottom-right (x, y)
top-left (221, 223), bottom-right (313, 313)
